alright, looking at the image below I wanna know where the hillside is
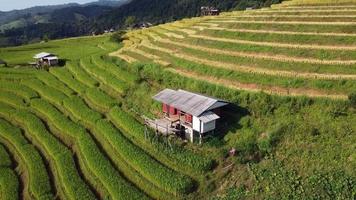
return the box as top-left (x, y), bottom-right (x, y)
top-left (0, 0), bottom-right (355, 199)
top-left (0, 0), bottom-right (279, 47)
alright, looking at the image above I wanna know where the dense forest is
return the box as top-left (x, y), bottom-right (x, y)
top-left (0, 0), bottom-right (281, 47)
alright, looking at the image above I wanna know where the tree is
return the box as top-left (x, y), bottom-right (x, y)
top-left (124, 16), bottom-right (137, 28)
top-left (110, 30), bottom-right (126, 43)
top-left (348, 92), bottom-right (356, 108)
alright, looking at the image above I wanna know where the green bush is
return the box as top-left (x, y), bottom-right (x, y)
top-left (348, 92), bottom-right (356, 108)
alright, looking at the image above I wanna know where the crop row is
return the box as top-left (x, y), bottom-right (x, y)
top-left (60, 90), bottom-right (194, 195)
top-left (198, 28), bottom-right (356, 47)
top-left (0, 81), bottom-right (39, 101)
top-left (162, 29), bottom-right (356, 62)
top-left (0, 168), bottom-right (19, 200)
top-left (80, 57), bottom-right (127, 95)
top-left (0, 116), bottom-right (55, 200)
top-left (146, 35), bottom-right (356, 74)
top-left (108, 106), bottom-right (214, 174)
top-left (139, 40), bottom-right (356, 82)
top-left (35, 71), bottom-right (74, 96)
top-left (95, 118), bottom-right (194, 195)
top-left (151, 40), bottom-right (356, 78)
top-left (49, 68), bottom-right (87, 94)
top-left (31, 95), bottom-right (169, 199)
top-left (66, 61), bottom-right (99, 87)
top-left (85, 88), bottom-right (118, 112)
top-left (0, 103), bottom-right (96, 200)
top-left (21, 79), bottom-right (67, 108)
top-left (30, 98), bottom-right (148, 199)
top-left (0, 91), bottom-right (27, 108)
top-left (132, 44), bottom-right (354, 96)
top-left (91, 54), bottom-right (138, 84)
top-left (0, 143), bottom-right (19, 200)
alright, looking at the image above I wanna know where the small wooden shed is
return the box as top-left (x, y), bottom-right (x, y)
top-left (201, 6), bottom-right (220, 16)
top-left (33, 52), bottom-right (59, 67)
top-left (152, 89), bottom-right (229, 143)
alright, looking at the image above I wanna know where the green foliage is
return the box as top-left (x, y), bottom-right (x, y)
top-left (0, 81), bottom-right (38, 100)
top-left (63, 96), bottom-right (103, 127)
top-left (95, 119), bottom-right (194, 195)
top-left (348, 92), bottom-right (356, 108)
top-left (110, 30), bottom-right (127, 43)
top-left (30, 99), bottom-right (147, 200)
top-left (66, 62), bottom-right (99, 87)
top-left (85, 88), bottom-right (118, 112)
top-left (124, 16), bottom-right (137, 28)
top-left (0, 144), bottom-right (11, 167)
top-left (8, 110), bottom-right (96, 200)
top-left (0, 168), bottom-right (19, 200)
top-left (49, 68), bottom-right (87, 94)
top-left (80, 57), bottom-right (128, 95)
top-left (108, 106), bottom-right (214, 175)
top-left (0, 118), bottom-right (55, 200)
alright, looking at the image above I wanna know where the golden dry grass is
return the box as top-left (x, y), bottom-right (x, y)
top-left (166, 68), bottom-right (348, 100)
top-left (190, 34), bottom-right (356, 51)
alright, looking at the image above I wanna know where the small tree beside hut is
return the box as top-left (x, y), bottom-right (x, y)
top-left (0, 59), bottom-right (7, 67)
top-left (201, 6), bottom-right (220, 16)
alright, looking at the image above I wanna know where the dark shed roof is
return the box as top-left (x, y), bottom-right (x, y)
top-left (153, 89), bottom-right (229, 116)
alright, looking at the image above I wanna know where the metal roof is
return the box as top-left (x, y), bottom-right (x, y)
top-left (153, 89), bottom-right (229, 116)
top-left (33, 52), bottom-right (55, 59)
top-left (199, 111), bottom-right (220, 123)
top-left (44, 56), bottom-right (58, 60)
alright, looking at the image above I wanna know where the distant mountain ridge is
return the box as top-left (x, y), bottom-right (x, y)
top-left (0, 0), bottom-right (279, 47)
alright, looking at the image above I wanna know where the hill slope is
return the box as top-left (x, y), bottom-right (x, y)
top-left (115, 0), bottom-right (356, 100)
top-left (0, 0), bottom-right (355, 199)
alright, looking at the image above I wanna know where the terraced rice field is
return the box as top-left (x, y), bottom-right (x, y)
top-left (0, 36), bottom-right (214, 200)
top-left (115, 1), bottom-right (356, 100)
top-left (0, 1), bottom-right (355, 199)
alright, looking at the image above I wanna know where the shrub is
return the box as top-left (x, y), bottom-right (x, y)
top-left (348, 92), bottom-right (356, 108)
